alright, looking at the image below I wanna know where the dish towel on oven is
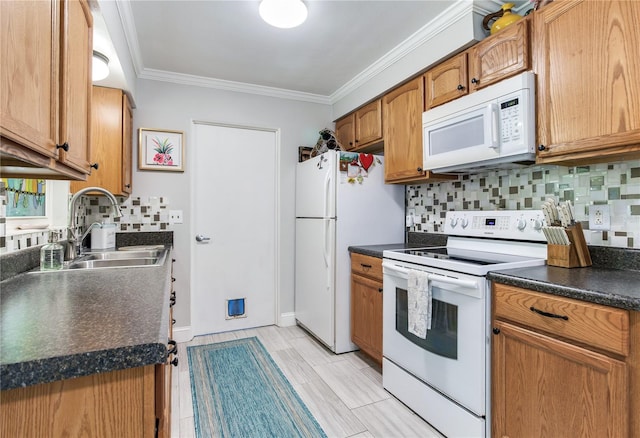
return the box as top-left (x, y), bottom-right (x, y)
top-left (407, 269), bottom-right (432, 338)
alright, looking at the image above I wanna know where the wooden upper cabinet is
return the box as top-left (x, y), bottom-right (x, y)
top-left (335, 113), bottom-right (356, 151)
top-left (424, 53), bottom-right (469, 110)
top-left (383, 77), bottom-right (457, 184)
top-left (424, 18), bottom-right (529, 110)
top-left (0, 0), bottom-right (59, 158)
top-left (0, 0), bottom-right (92, 179)
top-left (122, 93), bottom-right (133, 195)
top-left (335, 99), bottom-right (383, 152)
top-left (58, 0), bottom-right (93, 174)
top-left (383, 77), bottom-right (425, 182)
top-left (354, 99), bottom-right (383, 149)
top-left (534, 0), bottom-right (640, 165)
top-left (468, 17), bottom-right (529, 91)
top-left (71, 87), bottom-right (133, 196)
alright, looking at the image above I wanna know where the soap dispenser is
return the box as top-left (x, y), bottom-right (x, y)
top-left (40, 231), bottom-right (64, 270)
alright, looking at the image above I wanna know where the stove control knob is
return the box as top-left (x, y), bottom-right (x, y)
top-left (533, 218), bottom-right (544, 231)
top-left (450, 217), bottom-right (459, 228)
top-left (516, 217), bottom-right (527, 230)
top-left (461, 217), bottom-right (469, 228)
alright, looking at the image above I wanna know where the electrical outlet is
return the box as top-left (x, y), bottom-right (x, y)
top-left (169, 210), bottom-right (183, 224)
top-left (588, 205), bottom-right (610, 230)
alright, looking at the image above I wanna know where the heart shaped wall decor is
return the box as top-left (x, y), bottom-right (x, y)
top-left (359, 153), bottom-right (374, 171)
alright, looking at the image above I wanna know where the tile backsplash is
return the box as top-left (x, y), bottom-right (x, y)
top-left (407, 160), bottom-right (640, 249)
top-left (0, 183), bottom-right (174, 254)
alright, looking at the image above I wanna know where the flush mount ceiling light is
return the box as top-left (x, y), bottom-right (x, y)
top-left (92, 50), bottom-right (110, 81)
top-left (259, 0), bottom-right (308, 29)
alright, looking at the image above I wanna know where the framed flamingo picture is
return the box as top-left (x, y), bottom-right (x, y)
top-left (138, 128), bottom-right (185, 172)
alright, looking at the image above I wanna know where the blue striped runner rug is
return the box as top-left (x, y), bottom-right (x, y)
top-left (188, 336), bottom-right (327, 438)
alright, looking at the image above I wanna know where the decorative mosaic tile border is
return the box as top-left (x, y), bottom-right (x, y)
top-left (83, 195), bottom-right (172, 233)
top-left (407, 160), bottom-right (640, 249)
top-left (0, 186), bottom-right (174, 254)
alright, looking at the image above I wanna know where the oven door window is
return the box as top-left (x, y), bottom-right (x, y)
top-left (395, 287), bottom-right (458, 359)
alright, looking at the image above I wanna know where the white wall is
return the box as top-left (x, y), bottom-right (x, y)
top-left (132, 79), bottom-right (332, 332)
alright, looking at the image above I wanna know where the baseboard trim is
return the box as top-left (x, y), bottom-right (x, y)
top-left (278, 312), bottom-right (296, 327)
top-left (173, 326), bottom-right (193, 343)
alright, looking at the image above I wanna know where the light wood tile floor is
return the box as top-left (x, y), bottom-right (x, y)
top-left (171, 325), bottom-right (444, 438)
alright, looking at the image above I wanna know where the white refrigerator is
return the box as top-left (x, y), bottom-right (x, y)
top-left (295, 150), bottom-right (404, 353)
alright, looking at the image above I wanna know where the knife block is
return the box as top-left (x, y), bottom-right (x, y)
top-left (547, 222), bottom-right (592, 268)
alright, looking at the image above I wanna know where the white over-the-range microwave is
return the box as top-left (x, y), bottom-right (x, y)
top-left (423, 71), bottom-right (536, 174)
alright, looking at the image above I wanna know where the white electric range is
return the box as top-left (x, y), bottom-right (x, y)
top-left (382, 210), bottom-right (548, 437)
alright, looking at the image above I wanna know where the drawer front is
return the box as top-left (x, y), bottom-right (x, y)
top-left (494, 284), bottom-right (629, 356)
top-left (351, 253), bottom-right (382, 281)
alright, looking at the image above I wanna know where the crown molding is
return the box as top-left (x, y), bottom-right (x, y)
top-left (139, 69), bottom-right (332, 104)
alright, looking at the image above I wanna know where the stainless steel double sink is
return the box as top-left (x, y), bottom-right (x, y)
top-left (33, 248), bottom-right (167, 272)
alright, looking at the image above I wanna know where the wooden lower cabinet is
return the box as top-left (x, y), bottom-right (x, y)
top-left (492, 320), bottom-right (627, 438)
top-left (0, 366), bottom-right (158, 437)
top-left (350, 253), bottom-right (383, 363)
top-left (492, 283), bottom-right (639, 438)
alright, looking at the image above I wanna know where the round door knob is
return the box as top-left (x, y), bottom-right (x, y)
top-left (90, 163), bottom-right (99, 170)
top-left (538, 144), bottom-right (546, 151)
top-left (56, 142), bottom-right (69, 152)
top-left (457, 84), bottom-right (464, 91)
top-left (492, 327), bottom-right (500, 335)
top-left (471, 78), bottom-right (479, 84)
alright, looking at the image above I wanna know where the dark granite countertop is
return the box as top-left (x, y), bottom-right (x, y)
top-left (0, 249), bottom-right (172, 390)
top-left (487, 265), bottom-right (640, 311)
top-left (348, 243), bottom-right (407, 258)
top-left (348, 232), bottom-right (448, 258)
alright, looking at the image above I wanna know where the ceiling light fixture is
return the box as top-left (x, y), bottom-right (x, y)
top-left (259, 0), bottom-right (308, 29)
top-left (92, 50), bottom-right (110, 81)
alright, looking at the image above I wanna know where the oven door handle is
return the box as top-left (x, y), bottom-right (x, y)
top-left (382, 261), bottom-right (479, 290)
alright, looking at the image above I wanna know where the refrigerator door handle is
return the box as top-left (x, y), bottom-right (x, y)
top-left (324, 171), bottom-right (331, 218)
top-left (324, 219), bottom-right (331, 290)
top-left (323, 219), bottom-right (329, 268)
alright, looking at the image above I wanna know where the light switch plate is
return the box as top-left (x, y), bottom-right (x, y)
top-left (169, 210), bottom-right (183, 224)
top-left (588, 205), bottom-right (610, 230)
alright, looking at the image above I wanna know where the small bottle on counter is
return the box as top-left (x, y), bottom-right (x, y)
top-left (40, 231), bottom-right (64, 271)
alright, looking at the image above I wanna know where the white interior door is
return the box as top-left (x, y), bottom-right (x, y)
top-left (191, 122), bottom-right (277, 336)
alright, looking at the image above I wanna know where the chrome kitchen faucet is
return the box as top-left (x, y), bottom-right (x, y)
top-left (66, 187), bottom-right (123, 260)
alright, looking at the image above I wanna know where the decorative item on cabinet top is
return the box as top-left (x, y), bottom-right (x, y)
top-left (482, 2), bottom-right (523, 35)
top-left (310, 128), bottom-right (344, 157)
top-left (138, 128), bottom-right (185, 172)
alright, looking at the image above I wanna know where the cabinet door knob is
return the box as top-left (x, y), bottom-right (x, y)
top-left (492, 327), bottom-right (500, 335)
top-left (167, 339), bottom-right (177, 355)
top-left (349, 142), bottom-right (353, 146)
top-left (457, 84), bottom-right (464, 91)
top-left (417, 167), bottom-right (423, 172)
top-left (90, 163), bottom-right (99, 170)
top-left (378, 288), bottom-right (383, 293)
top-left (538, 144), bottom-right (546, 151)
top-left (170, 357), bottom-right (179, 367)
top-left (471, 78), bottom-right (479, 84)
top-left (56, 142), bottom-right (69, 152)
